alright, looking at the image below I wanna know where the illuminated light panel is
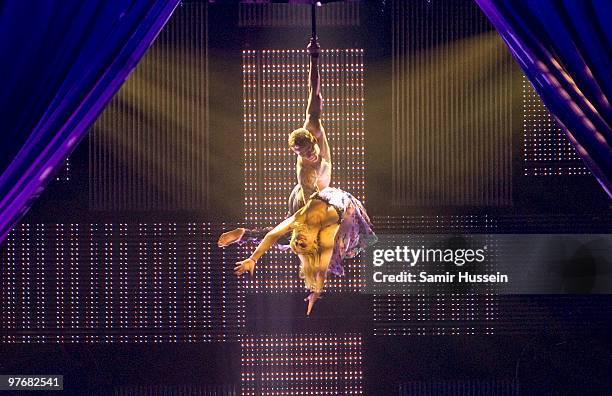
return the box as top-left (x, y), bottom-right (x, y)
top-left (0, 223), bottom-right (244, 343)
top-left (242, 49), bottom-right (366, 294)
top-left (90, 3), bottom-right (209, 211)
top-left (373, 214), bottom-right (498, 234)
top-left (370, 214), bottom-right (612, 335)
top-left (370, 215), bottom-right (499, 336)
top-left (373, 294), bottom-right (499, 336)
top-left (241, 334), bottom-right (363, 396)
top-left (376, 295), bottom-right (612, 336)
top-left (391, 0), bottom-right (513, 206)
top-left (522, 75), bottom-right (589, 176)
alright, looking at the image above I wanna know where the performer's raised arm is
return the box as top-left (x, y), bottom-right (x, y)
top-left (304, 38), bottom-right (330, 164)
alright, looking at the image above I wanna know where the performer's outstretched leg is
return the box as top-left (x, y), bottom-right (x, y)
top-left (218, 228), bottom-right (247, 247)
top-left (218, 227), bottom-right (292, 249)
top-left (218, 184), bottom-right (305, 249)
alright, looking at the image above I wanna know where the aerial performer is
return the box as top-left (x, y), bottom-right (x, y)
top-left (219, 15), bottom-right (377, 315)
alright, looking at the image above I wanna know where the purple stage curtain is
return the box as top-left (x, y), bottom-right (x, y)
top-left (476, 0), bottom-right (612, 198)
top-left (0, 1), bottom-right (179, 244)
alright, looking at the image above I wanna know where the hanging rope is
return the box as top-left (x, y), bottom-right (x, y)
top-left (311, 1), bottom-right (320, 39)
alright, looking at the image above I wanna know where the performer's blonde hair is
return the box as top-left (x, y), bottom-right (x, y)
top-left (290, 222), bottom-right (324, 292)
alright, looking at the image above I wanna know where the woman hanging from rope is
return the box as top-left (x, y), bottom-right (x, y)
top-left (219, 37), bottom-right (377, 315)
top-left (234, 184), bottom-right (377, 316)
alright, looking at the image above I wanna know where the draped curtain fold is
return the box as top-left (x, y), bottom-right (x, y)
top-left (476, 0), bottom-right (612, 198)
top-left (0, 1), bottom-right (179, 243)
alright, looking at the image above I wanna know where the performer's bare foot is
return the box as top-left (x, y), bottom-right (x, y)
top-left (304, 292), bottom-right (321, 316)
top-left (218, 228), bottom-right (246, 247)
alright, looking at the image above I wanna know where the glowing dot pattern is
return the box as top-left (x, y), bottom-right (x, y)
top-left (54, 157), bottom-right (71, 182)
top-left (242, 49), bottom-right (366, 294)
top-left (241, 334), bottom-right (363, 396)
top-left (522, 76), bottom-right (589, 176)
top-left (0, 223), bottom-right (244, 343)
top-left (371, 215), bottom-right (499, 336)
top-left (373, 294), bottom-right (499, 336)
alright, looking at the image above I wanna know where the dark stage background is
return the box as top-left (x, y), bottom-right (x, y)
top-left (1, 1), bottom-right (611, 395)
